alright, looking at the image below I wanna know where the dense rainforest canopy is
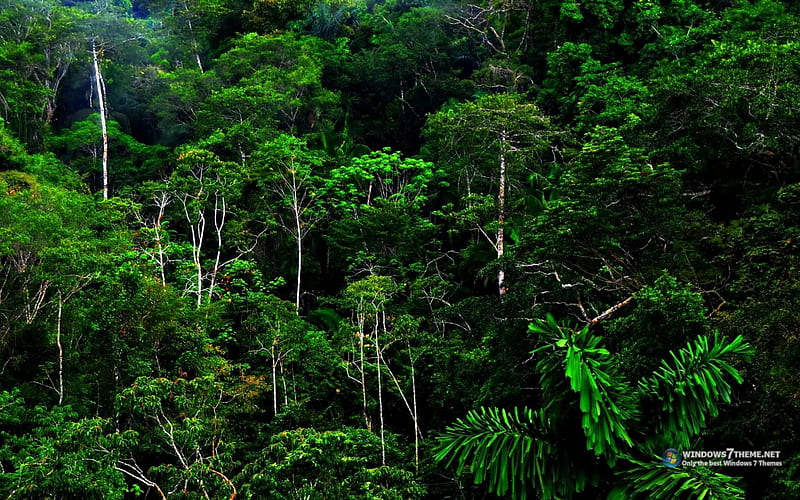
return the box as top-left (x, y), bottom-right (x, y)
top-left (1, 0), bottom-right (799, 498)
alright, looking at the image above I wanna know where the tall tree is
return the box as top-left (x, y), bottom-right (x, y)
top-left (254, 135), bottom-right (327, 312)
top-left (342, 275), bottom-right (397, 463)
top-left (425, 93), bottom-right (557, 295)
top-left (0, 0), bottom-right (84, 145)
top-left (72, 0), bottom-right (150, 198)
top-left (197, 32), bottom-right (341, 161)
top-left (144, 0), bottom-right (234, 71)
top-left (323, 148), bottom-right (440, 280)
top-left (166, 147), bottom-right (259, 306)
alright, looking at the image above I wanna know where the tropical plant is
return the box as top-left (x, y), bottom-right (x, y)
top-left (435, 314), bottom-right (753, 499)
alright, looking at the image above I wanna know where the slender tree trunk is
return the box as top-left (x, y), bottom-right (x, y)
top-left (497, 130), bottom-right (507, 295)
top-left (379, 341), bottom-right (423, 471)
top-left (56, 290), bottom-right (64, 405)
top-left (91, 40), bottom-right (109, 199)
top-left (295, 229), bottom-right (302, 312)
top-left (181, 197), bottom-right (206, 307)
top-left (291, 170), bottom-right (303, 313)
top-left (375, 309), bottom-right (386, 465)
top-left (193, 44), bottom-right (204, 73)
top-left (271, 342), bottom-right (278, 415)
top-left (409, 344), bottom-right (420, 471)
top-left (181, 0), bottom-right (204, 72)
top-left (194, 232), bottom-right (204, 307)
top-left (153, 193), bottom-right (170, 286)
top-left (359, 311), bottom-right (369, 430)
top-left (280, 359), bottom-right (289, 407)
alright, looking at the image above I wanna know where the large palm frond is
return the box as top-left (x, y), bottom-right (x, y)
top-left (530, 315), bottom-right (636, 461)
top-left (435, 406), bottom-right (588, 499)
top-left (638, 333), bottom-right (754, 450)
top-left (610, 458), bottom-right (744, 499)
top-left (435, 318), bottom-right (752, 499)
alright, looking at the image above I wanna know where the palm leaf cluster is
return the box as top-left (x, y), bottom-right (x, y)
top-left (638, 332), bottom-right (752, 450)
top-left (435, 314), bottom-right (754, 499)
top-left (610, 458), bottom-right (745, 500)
top-left (435, 407), bottom-right (551, 499)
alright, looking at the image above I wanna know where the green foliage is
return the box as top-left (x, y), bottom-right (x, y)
top-left (237, 427), bottom-right (424, 499)
top-left (308, 0), bottom-right (364, 41)
top-left (325, 148), bottom-right (436, 215)
top-left (643, 1), bottom-right (800, 211)
top-left (0, 124), bottom-right (30, 171)
top-left (611, 458), bottom-right (745, 500)
top-left (530, 316), bottom-right (635, 460)
top-left (244, 0), bottom-right (315, 32)
top-left (253, 134), bottom-right (327, 233)
top-left (436, 315), bottom-right (752, 499)
top-left (200, 32), bottom-right (342, 147)
top-left (766, 453), bottom-right (800, 499)
top-left (140, 67), bottom-right (219, 145)
top-left (524, 124), bottom-right (684, 304)
top-left (322, 149), bottom-right (441, 275)
top-left (145, 0), bottom-right (233, 70)
top-left (435, 407), bottom-right (553, 500)
top-left (0, 0), bottom-right (85, 146)
top-left (608, 273), bottom-right (710, 378)
top-left (0, 395), bottom-right (131, 499)
top-left (2, 0), bottom-right (800, 497)
top-left (424, 92), bottom-right (558, 289)
top-left (49, 115), bottom-right (169, 189)
top-left (338, 4), bottom-right (473, 150)
top-left (229, 293), bottom-right (342, 422)
top-left (115, 375), bottom-right (238, 497)
top-left (638, 333), bottom-right (753, 450)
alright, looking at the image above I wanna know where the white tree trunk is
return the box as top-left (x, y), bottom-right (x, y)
top-left (56, 290), bottom-right (64, 405)
top-left (409, 347), bottom-right (420, 470)
top-left (91, 41), bottom-right (109, 199)
top-left (153, 193), bottom-right (170, 286)
top-left (379, 340), bottom-right (424, 471)
top-left (180, 197), bottom-right (206, 308)
top-left (375, 309), bottom-right (386, 465)
top-left (359, 311), bottom-right (369, 430)
top-left (497, 130), bottom-right (507, 295)
top-left (293, 187), bottom-right (303, 313)
top-left (271, 343), bottom-right (278, 415)
top-left (181, 0), bottom-right (204, 72)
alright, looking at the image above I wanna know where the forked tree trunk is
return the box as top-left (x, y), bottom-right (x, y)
top-left (208, 194), bottom-right (227, 303)
top-left (409, 347), bottom-right (420, 470)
